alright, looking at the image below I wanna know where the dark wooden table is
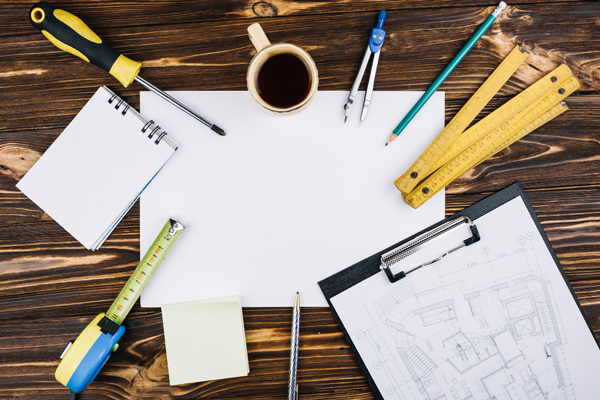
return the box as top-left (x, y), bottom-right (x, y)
top-left (2, 0), bottom-right (599, 398)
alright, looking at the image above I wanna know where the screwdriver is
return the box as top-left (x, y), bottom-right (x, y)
top-left (29, 1), bottom-right (226, 136)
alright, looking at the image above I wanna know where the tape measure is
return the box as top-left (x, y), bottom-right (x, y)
top-left (107, 219), bottom-right (184, 324)
top-left (394, 46), bottom-right (579, 208)
top-left (55, 218), bottom-right (185, 394)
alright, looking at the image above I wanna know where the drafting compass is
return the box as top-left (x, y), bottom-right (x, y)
top-left (344, 10), bottom-right (387, 123)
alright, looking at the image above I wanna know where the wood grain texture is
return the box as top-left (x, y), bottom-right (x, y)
top-left (1, 279), bottom-right (600, 399)
top-left (1, 0), bottom-right (600, 398)
top-left (2, 3), bottom-right (600, 132)
top-left (1, 0), bottom-right (591, 33)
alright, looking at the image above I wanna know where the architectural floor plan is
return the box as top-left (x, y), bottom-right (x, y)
top-left (331, 198), bottom-right (600, 400)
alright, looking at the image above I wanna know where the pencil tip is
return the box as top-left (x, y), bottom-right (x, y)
top-left (386, 133), bottom-right (397, 146)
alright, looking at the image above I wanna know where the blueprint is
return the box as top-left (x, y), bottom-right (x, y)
top-left (331, 197), bottom-right (600, 400)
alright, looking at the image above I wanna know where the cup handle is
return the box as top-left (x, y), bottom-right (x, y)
top-left (248, 23), bottom-right (271, 52)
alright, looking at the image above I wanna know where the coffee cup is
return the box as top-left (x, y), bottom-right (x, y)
top-left (247, 23), bottom-right (319, 115)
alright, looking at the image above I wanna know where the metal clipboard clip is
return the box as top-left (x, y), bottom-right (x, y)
top-left (380, 216), bottom-right (481, 283)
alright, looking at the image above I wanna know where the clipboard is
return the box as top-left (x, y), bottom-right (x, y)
top-left (319, 182), bottom-right (600, 400)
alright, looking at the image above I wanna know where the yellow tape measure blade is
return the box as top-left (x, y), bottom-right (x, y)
top-left (106, 218), bottom-right (185, 325)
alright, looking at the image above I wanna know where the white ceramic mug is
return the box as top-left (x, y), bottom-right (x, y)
top-left (247, 23), bottom-right (319, 115)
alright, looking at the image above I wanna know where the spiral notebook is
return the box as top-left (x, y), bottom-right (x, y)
top-left (17, 86), bottom-right (178, 250)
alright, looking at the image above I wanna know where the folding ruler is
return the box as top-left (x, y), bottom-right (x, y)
top-left (394, 45), bottom-right (579, 208)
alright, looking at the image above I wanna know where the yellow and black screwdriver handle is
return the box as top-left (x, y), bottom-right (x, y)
top-left (29, 1), bottom-right (141, 87)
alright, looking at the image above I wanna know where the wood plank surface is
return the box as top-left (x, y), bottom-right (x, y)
top-left (1, 0), bottom-right (591, 32)
top-left (2, 3), bottom-right (600, 132)
top-left (1, 0), bottom-right (599, 399)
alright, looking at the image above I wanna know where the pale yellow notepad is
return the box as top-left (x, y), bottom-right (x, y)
top-left (161, 296), bottom-right (249, 385)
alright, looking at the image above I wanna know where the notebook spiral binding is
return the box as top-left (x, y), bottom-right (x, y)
top-left (104, 87), bottom-right (170, 146)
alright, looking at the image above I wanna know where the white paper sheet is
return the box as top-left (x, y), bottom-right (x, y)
top-left (331, 197), bottom-right (600, 399)
top-left (140, 91), bottom-right (445, 307)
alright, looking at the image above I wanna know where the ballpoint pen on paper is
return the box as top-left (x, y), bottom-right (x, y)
top-left (288, 292), bottom-right (300, 400)
top-left (343, 10), bottom-right (387, 123)
top-left (386, 2), bottom-right (507, 146)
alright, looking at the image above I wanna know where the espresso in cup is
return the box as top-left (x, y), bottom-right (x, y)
top-left (256, 53), bottom-right (312, 109)
top-left (247, 23), bottom-right (318, 115)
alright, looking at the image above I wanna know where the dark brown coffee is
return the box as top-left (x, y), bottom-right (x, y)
top-left (256, 53), bottom-right (312, 109)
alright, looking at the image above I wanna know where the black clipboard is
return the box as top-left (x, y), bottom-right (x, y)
top-left (318, 182), bottom-right (598, 400)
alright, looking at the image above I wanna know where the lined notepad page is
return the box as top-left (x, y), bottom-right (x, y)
top-left (17, 87), bottom-right (177, 250)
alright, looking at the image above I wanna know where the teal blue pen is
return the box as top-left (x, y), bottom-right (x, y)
top-left (386, 1), bottom-right (506, 146)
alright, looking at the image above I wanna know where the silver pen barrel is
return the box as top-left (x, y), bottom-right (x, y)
top-left (288, 292), bottom-right (300, 400)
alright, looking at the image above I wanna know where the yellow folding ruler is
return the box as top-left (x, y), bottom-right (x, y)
top-left (394, 45), bottom-right (579, 208)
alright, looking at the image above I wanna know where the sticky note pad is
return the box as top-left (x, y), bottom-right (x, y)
top-left (161, 296), bottom-right (249, 385)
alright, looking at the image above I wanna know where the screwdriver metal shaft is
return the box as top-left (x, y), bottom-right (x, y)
top-left (134, 76), bottom-right (226, 136)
